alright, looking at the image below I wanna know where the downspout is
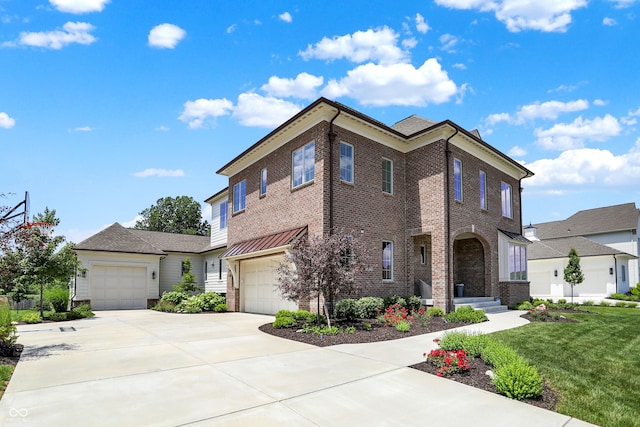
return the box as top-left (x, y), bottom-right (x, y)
top-left (613, 254), bottom-right (618, 294)
top-left (445, 126), bottom-right (459, 312)
top-left (328, 107), bottom-right (341, 236)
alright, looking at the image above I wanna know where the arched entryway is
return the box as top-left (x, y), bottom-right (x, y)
top-left (453, 234), bottom-right (487, 297)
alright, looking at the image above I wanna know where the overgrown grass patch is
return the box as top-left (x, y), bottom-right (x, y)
top-left (490, 306), bottom-right (640, 427)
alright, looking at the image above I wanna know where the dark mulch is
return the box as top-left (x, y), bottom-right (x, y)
top-left (409, 357), bottom-right (559, 411)
top-left (259, 317), bottom-right (467, 347)
top-left (521, 311), bottom-right (580, 323)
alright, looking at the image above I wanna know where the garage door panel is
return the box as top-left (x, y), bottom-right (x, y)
top-left (241, 256), bottom-right (297, 315)
top-left (91, 266), bottom-right (147, 310)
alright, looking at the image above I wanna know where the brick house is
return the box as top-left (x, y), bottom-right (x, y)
top-left (219, 98), bottom-right (533, 314)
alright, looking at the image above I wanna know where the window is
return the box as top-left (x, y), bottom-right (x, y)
top-left (420, 245), bottom-right (426, 265)
top-left (292, 141), bottom-right (315, 188)
top-left (204, 261), bottom-right (208, 277)
top-left (233, 180), bottom-right (246, 213)
top-left (382, 241), bottom-right (393, 281)
top-left (479, 171), bottom-right (487, 210)
top-left (260, 168), bottom-right (267, 196)
top-left (453, 158), bottom-right (463, 201)
top-left (340, 142), bottom-right (354, 183)
top-left (509, 243), bottom-right (527, 281)
top-left (219, 200), bottom-right (228, 229)
top-left (622, 265), bottom-right (626, 282)
top-left (501, 182), bottom-right (513, 218)
top-left (219, 259), bottom-right (223, 280)
top-left (382, 158), bottom-right (393, 194)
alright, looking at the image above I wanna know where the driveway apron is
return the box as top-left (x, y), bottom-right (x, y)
top-left (0, 310), bottom-right (596, 426)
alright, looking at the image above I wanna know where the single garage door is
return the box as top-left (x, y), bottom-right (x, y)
top-left (91, 265), bottom-right (147, 310)
top-left (241, 256), bottom-right (297, 315)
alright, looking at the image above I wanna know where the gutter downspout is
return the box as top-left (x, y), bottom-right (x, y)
top-left (328, 108), bottom-right (341, 236)
top-left (445, 127), bottom-right (459, 312)
top-left (613, 254), bottom-right (618, 294)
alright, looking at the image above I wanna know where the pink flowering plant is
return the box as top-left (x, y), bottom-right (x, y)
top-left (380, 303), bottom-right (411, 326)
top-left (425, 348), bottom-right (470, 377)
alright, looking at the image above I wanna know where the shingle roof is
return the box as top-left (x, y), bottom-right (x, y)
top-left (528, 236), bottom-right (634, 260)
top-left (75, 223), bottom-right (219, 255)
top-left (390, 115), bottom-right (437, 136)
top-left (534, 203), bottom-right (639, 239)
top-left (221, 226), bottom-right (307, 259)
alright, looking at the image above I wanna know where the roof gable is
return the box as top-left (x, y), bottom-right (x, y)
top-left (129, 229), bottom-right (213, 253)
top-left (75, 223), bottom-right (166, 255)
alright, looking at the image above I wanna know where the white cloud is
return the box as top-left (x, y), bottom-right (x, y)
top-left (439, 33), bottom-right (459, 52)
top-left (178, 98), bottom-right (234, 129)
top-left (593, 99), bottom-right (607, 106)
top-left (261, 72), bottom-right (324, 100)
top-left (610, 0), bottom-right (638, 8)
top-left (415, 13), bottom-right (430, 33)
top-left (0, 112), bottom-right (16, 129)
top-left (486, 99), bottom-right (589, 126)
top-left (603, 17), bottom-right (617, 26)
top-left (232, 93), bottom-right (301, 128)
top-left (485, 112), bottom-right (511, 126)
top-left (535, 114), bottom-right (622, 150)
top-left (453, 63), bottom-right (467, 70)
top-left (508, 145), bottom-right (527, 157)
top-left (148, 24), bottom-right (186, 49)
top-left (18, 21), bottom-right (96, 49)
top-left (434, 0), bottom-right (588, 32)
top-left (278, 12), bottom-right (292, 23)
top-left (621, 107), bottom-right (640, 125)
top-left (120, 215), bottom-right (143, 228)
top-left (49, 0), bottom-right (110, 14)
top-left (321, 59), bottom-right (458, 107)
top-left (71, 126), bottom-right (93, 132)
top-left (524, 139), bottom-right (640, 188)
top-left (133, 168), bottom-right (185, 178)
top-left (299, 27), bottom-right (407, 65)
top-left (226, 24), bottom-right (236, 34)
top-left (155, 125), bottom-right (170, 131)
top-left (402, 37), bottom-right (418, 49)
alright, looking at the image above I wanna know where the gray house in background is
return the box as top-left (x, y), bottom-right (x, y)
top-left (525, 203), bottom-right (639, 299)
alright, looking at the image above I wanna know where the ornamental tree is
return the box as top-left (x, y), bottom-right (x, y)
top-left (564, 247), bottom-right (585, 303)
top-left (134, 196), bottom-right (210, 236)
top-left (276, 231), bottom-right (369, 324)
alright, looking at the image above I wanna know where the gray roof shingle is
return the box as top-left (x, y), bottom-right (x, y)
top-left (390, 115), bottom-right (437, 136)
top-left (528, 236), bottom-right (634, 260)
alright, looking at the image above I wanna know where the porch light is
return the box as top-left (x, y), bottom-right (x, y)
top-left (609, 267), bottom-right (614, 275)
top-left (152, 271), bottom-right (156, 280)
top-left (554, 269), bottom-right (558, 277)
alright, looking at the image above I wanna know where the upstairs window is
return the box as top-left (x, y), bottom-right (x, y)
top-left (382, 241), bottom-right (393, 281)
top-left (292, 141), bottom-right (315, 188)
top-left (382, 158), bottom-right (393, 194)
top-left (233, 180), bottom-right (246, 213)
top-left (260, 168), bottom-right (267, 197)
top-left (453, 158), bottom-right (463, 201)
top-left (479, 170), bottom-right (487, 210)
top-left (501, 182), bottom-right (513, 218)
top-left (219, 200), bottom-right (228, 229)
top-left (340, 142), bottom-right (354, 183)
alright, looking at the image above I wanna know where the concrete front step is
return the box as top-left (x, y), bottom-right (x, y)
top-left (453, 297), bottom-right (508, 314)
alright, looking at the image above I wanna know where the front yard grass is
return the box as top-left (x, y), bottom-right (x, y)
top-left (490, 306), bottom-right (640, 427)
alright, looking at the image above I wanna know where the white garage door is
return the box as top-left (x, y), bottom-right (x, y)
top-left (91, 266), bottom-right (147, 310)
top-left (241, 256), bottom-right (297, 315)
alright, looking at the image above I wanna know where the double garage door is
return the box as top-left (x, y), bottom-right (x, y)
top-left (241, 256), bottom-right (297, 315)
top-left (91, 265), bottom-right (147, 310)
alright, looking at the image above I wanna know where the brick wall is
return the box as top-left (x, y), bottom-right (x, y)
top-left (499, 281), bottom-right (531, 307)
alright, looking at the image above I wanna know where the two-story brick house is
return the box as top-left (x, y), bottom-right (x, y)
top-left (219, 98), bottom-right (533, 314)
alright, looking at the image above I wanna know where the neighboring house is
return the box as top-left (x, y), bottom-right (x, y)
top-left (525, 203), bottom-right (640, 299)
top-left (218, 97), bottom-right (533, 315)
top-left (73, 190), bottom-right (229, 310)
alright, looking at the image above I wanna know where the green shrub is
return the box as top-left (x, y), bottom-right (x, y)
top-left (0, 304), bottom-right (18, 345)
top-left (275, 309), bottom-right (294, 318)
top-left (152, 300), bottom-right (177, 312)
top-left (214, 303), bottom-right (227, 312)
top-left (631, 286), bottom-right (640, 297)
top-left (492, 362), bottom-right (543, 400)
top-left (188, 292), bottom-right (226, 311)
top-left (445, 306), bottom-right (488, 324)
top-left (600, 301), bottom-right (611, 307)
top-left (44, 286), bottom-right (69, 312)
top-left (610, 292), bottom-right (628, 300)
top-left (426, 307), bottom-right (445, 317)
top-left (334, 298), bottom-right (358, 321)
top-left (0, 365), bottom-right (13, 382)
top-left (356, 297), bottom-right (384, 319)
top-left (273, 310), bottom-right (296, 328)
top-left (65, 310), bottom-right (84, 320)
top-left (558, 299), bottom-right (567, 304)
top-left (293, 309), bottom-right (318, 323)
top-left (516, 301), bottom-right (533, 310)
top-left (396, 320), bottom-right (411, 332)
top-left (383, 295), bottom-right (406, 309)
top-left (46, 312), bottom-right (67, 322)
top-left (480, 339), bottom-right (524, 369)
top-left (582, 300), bottom-right (594, 306)
top-left (179, 299), bottom-right (203, 313)
top-left (439, 331), bottom-right (469, 351)
top-left (404, 295), bottom-right (423, 313)
top-left (615, 301), bottom-right (627, 308)
top-left (74, 303), bottom-right (92, 312)
top-left (160, 291), bottom-right (189, 305)
top-left (21, 311), bottom-right (42, 324)
top-left (301, 324), bottom-right (342, 335)
top-left (462, 334), bottom-right (490, 358)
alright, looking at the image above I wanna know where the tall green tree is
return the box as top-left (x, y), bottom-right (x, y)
top-left (564, 247), bottom-right (585, 303)
top-left (134, 196), bottom-right (210, 236)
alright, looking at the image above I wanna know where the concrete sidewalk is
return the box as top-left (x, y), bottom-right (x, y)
top-left (0, 310), bottom-right (596, 426)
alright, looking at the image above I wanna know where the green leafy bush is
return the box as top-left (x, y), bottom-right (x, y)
top-left (631, 286), bottom-right (640, 297)
top-left (74, 303), bottom-right (92, 312)
top-left (301, 324), bottom-right (341, 335)
top-left (480, 339), bottom-right (524, 369)
top-left (356, 297), bottom-right (384, 319)
top-left (273, 310), bottom-right (296, 328)
top-left (292, 309), bottom-right (316, 323)
top-left (558, 299), bottom-right (567, 304)
top-left (445, 306), bottom-right (488, 324)
top-left (65, 310), bottom-right (84, 320)
top-left (439, 331), bottom-right (469, 351)
top-left (492, 362), bottom-right (543, 400)
top-left (462, 334), bottom-right (490, 358)
top-left (426, 307), bottom-right (445, 317)
top-left (160, 291), bottom-right (189, 305)
top-left (582, 300), bottom-right (594, 306)
top-left (214, 303), bottom-right (227, 312)
top-left (600, 301), bottom-right (611, 307)
top-left (46, 312), bottom-right (67, 322)
top-left (383, 295), bottom-right (406, 309)
top-left (44, 286), bottom-right (69, 312)
top-left (188, 292), bottom-right (225, 311)
top-left (516, 301), bottom-right (533, 310)
top-left (334, 298), bottom-right (358, 321)
top-left (404, 295), bottom-right (423, 313)
top-left (615, 301), bottom-right (627, 308)
top-left (0, 304), bottom-right (18, 346)
top-left (152, 300), bottom-right (177, 312)
top-left (21, 311), bottom-right (42, 324)
top-left (396, 320), bottom-right (411, 332)
top-left (0, 365), bottom-right (13, 382)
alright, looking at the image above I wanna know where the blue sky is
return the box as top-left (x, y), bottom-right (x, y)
top-left (2, 0), bottom-right (639, 243)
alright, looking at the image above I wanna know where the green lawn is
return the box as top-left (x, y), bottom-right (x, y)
top-left (491, 307), bottom-right (640, 427)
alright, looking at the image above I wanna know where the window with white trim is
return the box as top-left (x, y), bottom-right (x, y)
top-left (382, 241), bottom-right (393, 281)
top-left (260, 168), bottom-right (267, 197)
top-left (501, 181), bottom-right (513, 218)
top-left (420, 245), bottom-right (426, 265)
top-left (233, 180), bottom-right (246, 213)
top-left (479, 170), bottom-right (487, 210)
top-left (509, 243), bottom-right (527, 281)
top-left (453, 158), bottom-right (463, 201)
top-left (292, 141), bottom-right (315, 188)
top-left (382, 158), bottom-right (393, 194)
top-left (219, 200), bottom-right (228, 229)
top-left (340, 142), bottom-right (354, 183)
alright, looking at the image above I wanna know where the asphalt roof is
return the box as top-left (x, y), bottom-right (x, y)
top-left (390, 115), bottom-right (437, 136)
top-left (528, 236), bottom-right (635, 260)
top-left (75, 223), bottom-right (219, 255)
top-left (533, 203), bottom-right (639, 239)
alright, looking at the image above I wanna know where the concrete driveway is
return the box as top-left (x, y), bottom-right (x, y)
top-left (0, 310), bottom-right (595, 426)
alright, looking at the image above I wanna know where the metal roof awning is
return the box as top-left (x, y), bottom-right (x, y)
top-left (499, 229), bottom-right (531, 244)
top-left (221, 226), bottom-right (308, 260)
